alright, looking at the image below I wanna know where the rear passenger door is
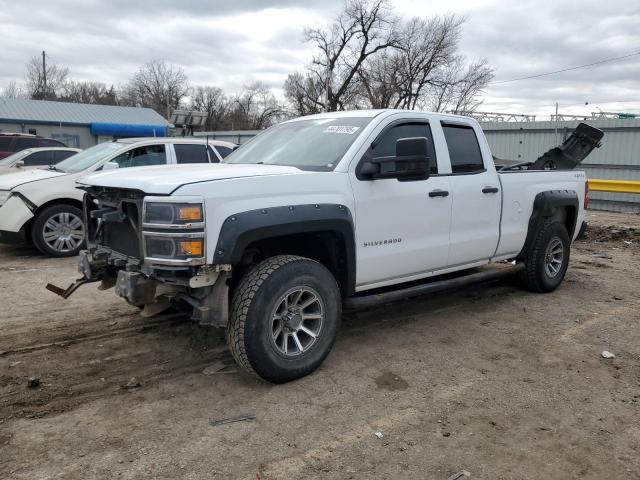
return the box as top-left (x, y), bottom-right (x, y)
top-left (442, 122), bottom-right (501, 265)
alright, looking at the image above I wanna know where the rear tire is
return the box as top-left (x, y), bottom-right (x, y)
top-left (226, 255), bottom-right (341, 383)
top-left (31, 204), bottom-right (85, 257)
top-left (519, 220), bottom-right (570, 292)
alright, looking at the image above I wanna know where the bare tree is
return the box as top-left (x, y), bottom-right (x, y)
top-left (305, 0), bottom-right (398, 111)
top-left (124, 59), bottom-right (188, 116)
top-left (230, 82), bottom-right (283, 130)
top-left (25, 54), bottom-right (69, 100)
top-left (190, 86), bottom-right (229, 130)
top-left (355, 15), bottom-right (468, 110)
top-left (283, 72), bottom-right (326, 116)
top-left (1, 81), bottom-right (26, 98)
top-left (59, 81), bottom-right (118, 105)
top-left (429, 57), bottom-right (493, 113)
top-left (355, 50), bottom-right (402, 108)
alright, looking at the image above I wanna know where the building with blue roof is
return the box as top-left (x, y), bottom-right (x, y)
top-left (0, 97), bottom-right (169, 148)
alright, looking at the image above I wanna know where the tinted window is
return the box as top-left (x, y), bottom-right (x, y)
top-left (174, 144), bottom-right (209, 164)
top-left (39, 139), bottom-right (63, 148)
top-left (112, 145), bottom-right (166, 168)
top-left (442, 124), bottom-right (484, 174)
top-left (371, 123), bottom-right (438, 174)
top-left (23, 151), bottom-right (55, 166)
top-left (0, 138), bottom-right (13, 151)
top-left (15, 137), bottom-right (41, 150)
top-left (51, 134), bottom-right (80, 148)
top-left (215, 145), bottom-right (233, 159)
top-left (53, 150), bottom-right (77, 163)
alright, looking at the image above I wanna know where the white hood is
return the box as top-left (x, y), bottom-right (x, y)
top-left (0, 167), bottom-right (65, 190)
top-left (78, 163), bottom-right (307, 194)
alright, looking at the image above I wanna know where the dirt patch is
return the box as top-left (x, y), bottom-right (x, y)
top-left (374, 371), bottom-right (409, 391)
top-left (585, 224), bottom-right (640, 243)
top-left (1, 210), bottom-right (640, 479)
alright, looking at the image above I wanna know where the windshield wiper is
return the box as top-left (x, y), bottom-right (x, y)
top-left (48, 165), bottom-right (65, 173)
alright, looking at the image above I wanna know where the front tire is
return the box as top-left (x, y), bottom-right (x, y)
top-left (227, 255), bottom-right (341, 383)
top-left (519, 220), bottom-right (570, 292)
top-left (31, 204), bottom-right (85, 257)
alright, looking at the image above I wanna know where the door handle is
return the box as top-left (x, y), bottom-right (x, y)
top-left (428, 189), bottom-right (449, 198)
top-left (482, 186), bottom-right (499, 194)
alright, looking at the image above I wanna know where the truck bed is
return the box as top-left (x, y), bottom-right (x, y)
top-left (495, 169), bottom-right (587, 258)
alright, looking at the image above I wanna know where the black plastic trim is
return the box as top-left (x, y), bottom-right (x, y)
top-left (519, 190), bottom-right (580, 258)
top-left (214, 204), bottom-right (356, 294)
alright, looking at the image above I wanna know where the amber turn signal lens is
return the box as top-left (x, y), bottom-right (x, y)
top-left (178, 240), bottom-right (203, 256)
top-left (177, 205), bottom-right (202, 222)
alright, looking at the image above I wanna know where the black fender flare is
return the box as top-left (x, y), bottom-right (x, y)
top-left (518, 190), bottom-right (579, 259)
top-left (213, 204), bottom-right (356, 294)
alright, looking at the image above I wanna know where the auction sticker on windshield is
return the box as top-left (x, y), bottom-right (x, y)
top-left (324, 126), bottom-right (360, 134)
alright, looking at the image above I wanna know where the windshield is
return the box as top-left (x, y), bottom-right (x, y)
top-left (0, 150), bottom-right (28, 166)
top-left (55, 142), bottom-right (125, 173)
top-left (225, 117), bottom-right (372, 171)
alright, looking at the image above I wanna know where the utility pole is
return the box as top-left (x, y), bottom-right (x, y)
top-left (42, 50), bottom-right (47, 99)
top-left (554, 101), bottom-right (558, 143)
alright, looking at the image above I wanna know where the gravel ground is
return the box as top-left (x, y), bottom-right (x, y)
top-left (0, 210), bottom-right (639, 480)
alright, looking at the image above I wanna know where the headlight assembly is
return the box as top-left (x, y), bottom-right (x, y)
top-left (142, 197), bottom-right (206, 265)
top-left (143, 202), bottom-right (203, 226)
top-left (144, 234), bottom-right (205, 262)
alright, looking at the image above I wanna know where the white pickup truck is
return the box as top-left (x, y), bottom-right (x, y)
top-left (52, 110), bottom-right (602, 383)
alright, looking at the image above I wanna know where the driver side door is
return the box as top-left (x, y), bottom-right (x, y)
top-left (349, 121), bottom-right (452, 290)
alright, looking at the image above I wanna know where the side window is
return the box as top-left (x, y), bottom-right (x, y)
top-left (15, 137), bottom-right (41, 150)
top-left (112, 145), bottom-right (166, 168)
top-left (441, 124), bottom-right (485, 174)
top-left (23, 151), bottom-right (55, 166)
top-left (51, 134), bottom-right (80, 148)
top-left (371, 123), bottom-right (438, 174)
top-left (0, 138), bottom-right (13, 151)
top-left (174, 144), bottom-right (209, 164)
top-left (39, 139), bottom-right (65, 148)
top-left (214, 145), bottom-right (233, 159)
top-left (53, 150), bottom-right (77, 163)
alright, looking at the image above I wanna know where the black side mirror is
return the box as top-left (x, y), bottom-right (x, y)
top-left (359, 137), bottom-right (431, 181)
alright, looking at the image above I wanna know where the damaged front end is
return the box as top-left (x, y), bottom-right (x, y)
top-left (47, 187), bottom-right (230, 326)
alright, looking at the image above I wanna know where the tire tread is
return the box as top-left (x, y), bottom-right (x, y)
top-left (226, 255), bottom-right (307, 378)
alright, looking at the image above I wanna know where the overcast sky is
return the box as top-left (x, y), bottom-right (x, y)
top-left (1, 0), bottom-right (639, 118)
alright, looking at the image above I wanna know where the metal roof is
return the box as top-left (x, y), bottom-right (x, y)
top-left (0, 98), bottom-right (169, 126)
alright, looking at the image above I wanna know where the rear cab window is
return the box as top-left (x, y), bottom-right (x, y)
top-left (441, 123), bottom-right (485, 174)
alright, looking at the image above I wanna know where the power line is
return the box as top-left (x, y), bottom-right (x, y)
top-left (490, 50), bottom-right (640, 85)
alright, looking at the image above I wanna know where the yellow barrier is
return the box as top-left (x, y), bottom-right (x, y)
top-left (589, 179), bottom-right (640, 194)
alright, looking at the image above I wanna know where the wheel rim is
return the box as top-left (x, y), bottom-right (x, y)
top-left (42, 211), bottom-right (85, 253)
top-left (544, 236), bottom-right (564, 278)
top-left (270, 286), bottom-right (324, 357)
